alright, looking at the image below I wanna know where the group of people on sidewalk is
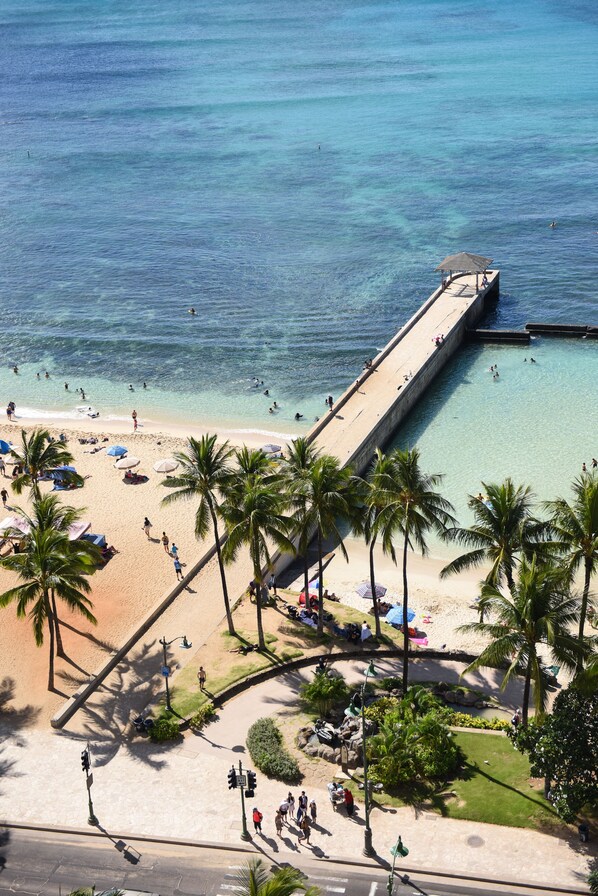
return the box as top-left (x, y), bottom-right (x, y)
top-left (252, 790), bottom-right (317, 845)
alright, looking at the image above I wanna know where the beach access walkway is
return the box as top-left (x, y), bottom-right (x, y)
top-left (310, 271), bottom-right (497, 472)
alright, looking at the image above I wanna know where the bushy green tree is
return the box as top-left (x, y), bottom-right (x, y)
top-left (511, 688), bottom-right (598, 822)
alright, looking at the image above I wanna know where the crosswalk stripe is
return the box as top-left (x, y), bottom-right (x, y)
top-left (309, 877), bottom-right (349, 883)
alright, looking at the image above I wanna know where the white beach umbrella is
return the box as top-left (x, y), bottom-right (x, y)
top-left (153, 458), bottom-right (179, 473)
top-left (115, 456), bottom-right (140, 470)
top-left (355, 581), bottom-right (387, 600)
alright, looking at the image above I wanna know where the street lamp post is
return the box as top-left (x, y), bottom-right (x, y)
top-left (345, 660), bottom-right (378, 857)
top-left (387, 835), bottom-right (410, 895)
top-left (159, 634), bottom-right (191, 713)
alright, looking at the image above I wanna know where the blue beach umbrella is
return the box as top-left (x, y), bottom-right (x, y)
top-left (107, 445), bottom-right (128, 457)
top-left (0, 439), bottom-right (11, 454)
top-left (54, 465), bottom-right (77, 473)
top-left (385, 605), bottom-right (416, 626)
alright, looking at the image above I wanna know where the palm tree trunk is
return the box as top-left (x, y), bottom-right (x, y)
top-left (317, 530), bottom-right (324, 636)
top-left (577, 559), bottom-right (591, 671)
top-left (303, 552), bottom-right (310, 612)
top-left (521, 659), bottom-right (532, 726)
top-left (402, 534), bottom-right (410, 692)
top-left (46, 601), bottom-right (56, 692)
top-left (50, 589), bottom-right (65, 657)
top-left (369, 538), bottom-right (381, 638)
top-left (210, 506), bottom-right (235, 636)
top-left (252, 540), bottom-right (265, 651)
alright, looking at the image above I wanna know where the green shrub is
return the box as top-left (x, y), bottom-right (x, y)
top-left (149, 716), bottom-right (181, 742)
top-left (448, 712), bottom-right (510, 732)
top-left (300, 673), bottom-right (349, 717)
top-left (246, 717), bottom-right (301, 784)
top-left (189, 702), bottom-right (216, 730)
top-left (379, 676), bottom-right (402, 692)
top-left (364, 696), bottom-right (400, 725)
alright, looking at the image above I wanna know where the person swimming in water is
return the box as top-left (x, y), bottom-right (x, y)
top-left (295, 412), bottom-right (303, 420)
top-left (188, 307), bottom-right (196, 315)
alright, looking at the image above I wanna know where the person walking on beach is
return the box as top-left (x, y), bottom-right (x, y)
top-left (132, 409), bottom-right (138, 431)
top-left (197, 666), bottom-right (206, 690)
top-left (0, 457), bottom-right (5, 477)
top-left (310, 799), bottom-right (317, 824)
top-left (252, 807), bottom-right (263, 833)
top-left (161, 531), bottom-right (170, 553)
top-left (143, 517), bottom-right (152, 539)
top-left (174, 557), bottom-right (183, 581)
top-left (1, 487), bottom-right (8, 508)
top-left (170, 542), bottom-right (178, 557)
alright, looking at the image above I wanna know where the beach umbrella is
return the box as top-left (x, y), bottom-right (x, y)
top-left (261, 443), bottom-right (282, 455)
top-left (115, 456), bottom-right (140, 470)
top-left (385, 605), bottom-right (416, 626)
top-left (53, 465), bottom-right (77, 473)
top-left (355, 581), bottom-right (387, 600)
top-left (153, 458), bottom-right (179, 473)
top-left (107, 445), bottom-right (128, 457)
top-left (0, 439), bottom-right (11, 454)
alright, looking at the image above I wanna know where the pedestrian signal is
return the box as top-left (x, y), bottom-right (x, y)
top-left (81, 749), bottom-right (90, 773)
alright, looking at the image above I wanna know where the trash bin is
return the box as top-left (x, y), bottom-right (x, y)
top-left (579, 823), bottom-right (589, 843)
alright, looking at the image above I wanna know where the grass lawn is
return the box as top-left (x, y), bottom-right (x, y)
top-left (162, 589), bottom-right (404, 720)
top-left (446, 731), bottom-right (559, 830)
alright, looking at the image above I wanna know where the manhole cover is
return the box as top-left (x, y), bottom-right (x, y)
top-left (467, 835), bottom-right (485, 847)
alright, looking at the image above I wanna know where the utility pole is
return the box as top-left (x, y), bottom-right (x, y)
top-left (81, 745), bottom-right (98, 826)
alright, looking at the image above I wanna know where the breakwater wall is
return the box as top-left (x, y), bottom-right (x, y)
top-left (469, 322), bottom-right (597, 344)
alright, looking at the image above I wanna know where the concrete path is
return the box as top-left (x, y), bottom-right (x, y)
top-left (1, 659), bottom-right (593, 890)
top-left (313, 272), bottom-right (489, 466)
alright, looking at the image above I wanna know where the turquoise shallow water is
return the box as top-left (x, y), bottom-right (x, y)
top-left (0, 0), bottom-right (597, 439)
top-left (391, 337), bottom-right (598, 551)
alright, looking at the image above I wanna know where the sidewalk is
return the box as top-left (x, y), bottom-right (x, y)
top-left (0, 659), bottom-right (593, 890)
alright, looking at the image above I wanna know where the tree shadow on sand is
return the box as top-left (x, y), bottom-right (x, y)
top-left (59, 639), bottom-right (177, 771)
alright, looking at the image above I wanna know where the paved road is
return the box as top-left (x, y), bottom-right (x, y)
top-left (0, 827), bottom-right (586, 896)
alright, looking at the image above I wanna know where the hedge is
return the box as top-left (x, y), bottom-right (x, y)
top-left (246, 717), bottom-right (302, 784)
top-left (448, 711), bottom-right (510, 732)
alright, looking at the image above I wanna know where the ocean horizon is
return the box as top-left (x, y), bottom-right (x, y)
top-left (1, 0), bottom-right (597, 437)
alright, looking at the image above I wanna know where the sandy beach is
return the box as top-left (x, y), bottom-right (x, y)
top-left (0, 416), bottom-right (489, 729)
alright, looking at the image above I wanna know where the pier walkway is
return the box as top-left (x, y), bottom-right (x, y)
top-left (309, 270), bottom-right (499, 474)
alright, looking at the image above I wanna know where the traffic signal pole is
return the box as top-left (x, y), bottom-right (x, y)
top-left (81, 746), bottom-right (98, 826)
top-left (239, 759), bottom-right (251, 841)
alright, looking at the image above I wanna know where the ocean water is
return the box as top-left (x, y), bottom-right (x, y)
top-left (391, 337), bottom-right (598, 552)
top-left (0, 0), bottom-right (597, 435)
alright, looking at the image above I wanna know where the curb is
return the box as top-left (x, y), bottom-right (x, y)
top-left (0, 821), bottom-right (588, 895)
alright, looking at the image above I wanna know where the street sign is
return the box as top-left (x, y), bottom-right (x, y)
top-left (161, 666), bottom-right (170, 677)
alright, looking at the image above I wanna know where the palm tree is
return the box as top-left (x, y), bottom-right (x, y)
top-left (232, 858), bottom-right (320, 896)
top-left (0, 527), bottom-right (96, 690)
top-left (10, 428), bottom-right (76, 497)
top-left (13, 494), bottom-right (100, 655)
top-left (440, 478), bottom-right (544, 590)
top-left (544, 472), bottom-right (598, 665)
top-left (458, 556), bottom-right (581, 725)
top-left (161, 435), bottom-right (236, 635)
top-left (389, 448), bottom-right (455, 691)
top-left (296, 455), bottom-right (362, 636)
top-left (362, 449), bottom-right (403, 638)
top-left (222, 461), bottom-right (294, 649)
top-left (282, 437), bottom-right (320, 604)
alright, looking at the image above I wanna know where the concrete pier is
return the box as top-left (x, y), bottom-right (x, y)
top-left (308, 270), bottom-right (499, 475)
